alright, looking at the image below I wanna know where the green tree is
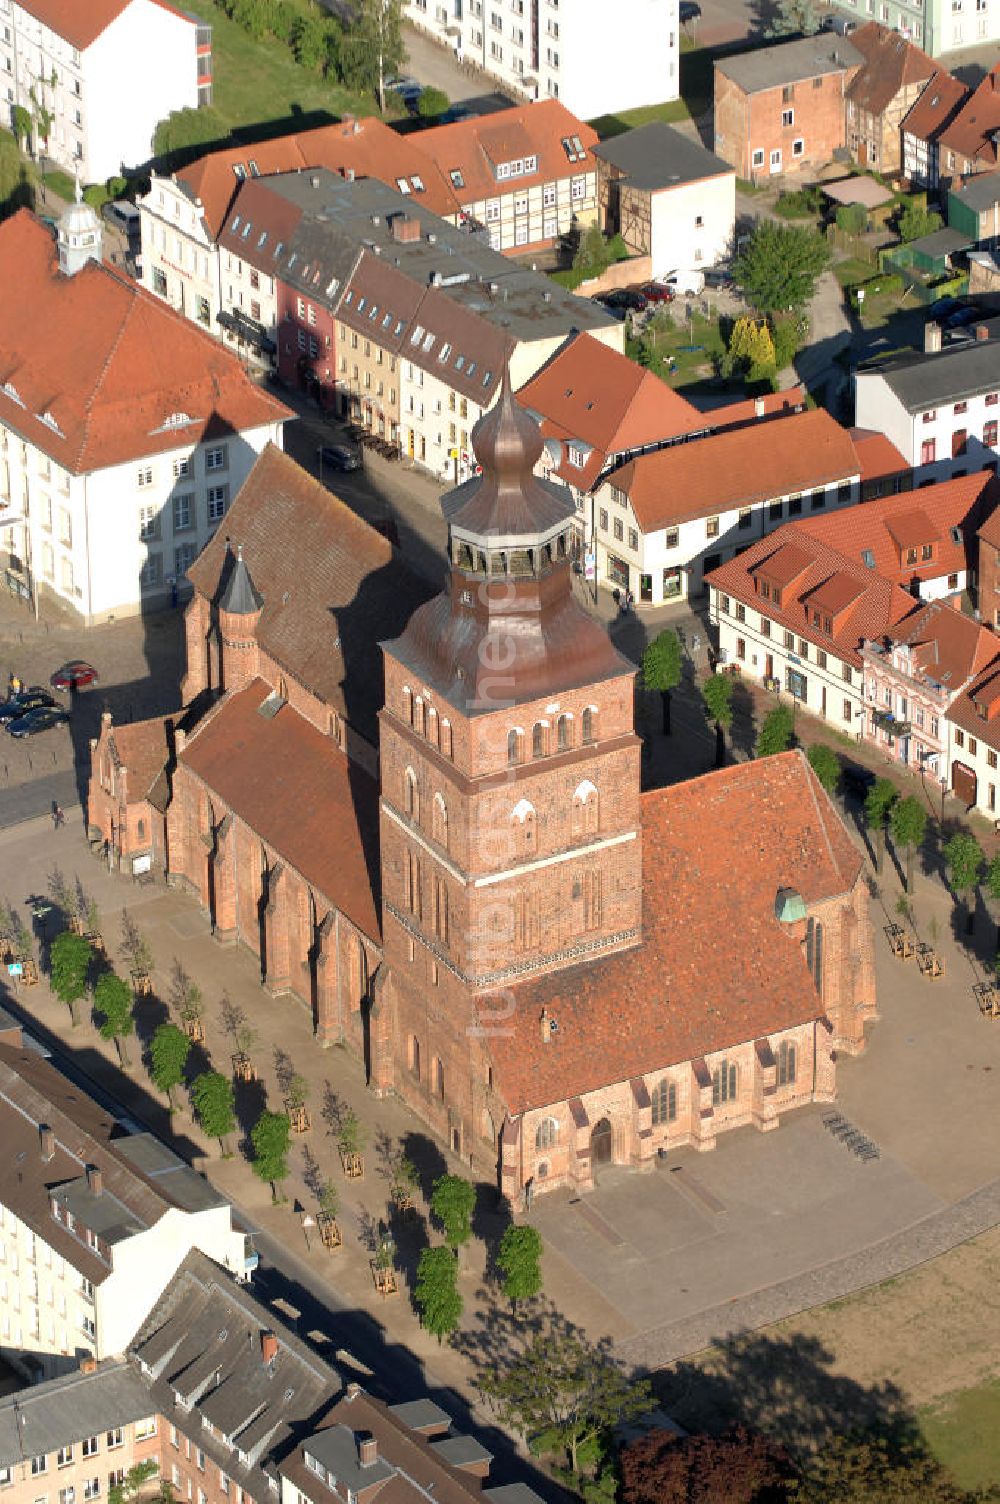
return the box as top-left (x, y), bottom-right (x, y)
top-left (733, 220), bottom-right (830, 314)
top-left (764, 0), bottom-right (819, 37)
top-left (152, 104), bottom-right (228, 159)
top-left (338, 1105), bottom-right (366, 1158)
top-left (701, 673), bottom-right (733, 769)
top-left (108, 1461), bottom-right (160, 1504)
top-left (985, 851), bottom-right (1000, 953)
top-left (497, 1223), bottom-right (543, 1310)
top-left (864, 776), bottom-right (898, 875)
top-left (120, 908), bottom-right (154, 976)
top-left (49, 930), bottom-right (91, 1027)
top-left (806, 742), bottom-right (841, 794)
top-left (414, 1245), bottom-right (463, 1342)
top-left (11, 105), bottom-right (31, 150)
top-left (836, 202), bottom-right (867, 235)
top-left (290, 13), bottom-right (328, 68)
top-left (642, 629), bottom-right (683, 735)
top-left (251, 1110), bottom-right (292, 1201)
top-left (755, 703), bottom-right (794, 758)
top-left (318, 1181), bottom-right (339, 1220)
top-left (431, 1173), bottom-right (476, 1254)
top-left (417, 86), bottom-right (450, 119)
top-left (340, 0), bottom-right (404, 109)
top-left (890, 795), bottom-right (928, 895)
top-left (897, 200), bottom-right (943, 243)
top-left (724, 315), bottom-right (776, 382)
top-left (944, 830), bottom-right (984, 935)
top-left (788, 1435), bottom-right (976, 1503)
top-left (150, 1022), bottom-right (191, 1109)
top-left (573, 222), bottom-right (609, 276)
top-left (389, 1153), bottom-right (420, 1207)
top-left (94, 971), bottom-right (135, 1068)
top-left (480, 1329), bottom-right (653, 1477)
top-left (191, 1071), bottom-right (237, 1153)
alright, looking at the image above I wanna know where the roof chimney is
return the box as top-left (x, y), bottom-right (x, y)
top-left (925, 320), bottom-right (942, 353)
top-left (345, 1383), bottom-right (362, 1400)
top-left (39, 1124), bottom-right (54, 1162)
top-left (754, 395), bottom-right (765, 418)
top-left (976, 322), bottom-right (990, 341)
top-left (86, 1165), bottom-right (103, 1195)
top-left (540, 1007), bottom-right (552, 1044)
top-left (358, 1437), bottom-right (378, 1467)
top-left (261, 1331), bottom-right (279, 1365)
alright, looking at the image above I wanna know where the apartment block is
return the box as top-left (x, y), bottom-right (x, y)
top-left (0, 0), bottom-right (210, 182)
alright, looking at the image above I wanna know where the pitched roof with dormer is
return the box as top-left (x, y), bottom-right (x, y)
top-left (706, 519), bottom-right (918, 667)
top-left (417, 99), bottom-right (598, 206)
top-left (488, 752), bottom-right (862, 1114)
top-left (0, 210), bottom-right (290, 476)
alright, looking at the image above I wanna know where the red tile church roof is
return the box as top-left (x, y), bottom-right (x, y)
top-left (488, 751), bottom-right (862, 1114)
top-left (178, 679), bottom-right (381, 941)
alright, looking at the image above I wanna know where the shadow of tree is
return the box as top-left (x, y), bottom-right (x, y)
top-left (653, 1331), bottom-right (922, 1460)
top-left (321, 1080), bottom-right (345, 1138)
top-left (234, 1071), bottom-right (268, 1154)
top-left (400, 1130), bottom-right (449, 1202)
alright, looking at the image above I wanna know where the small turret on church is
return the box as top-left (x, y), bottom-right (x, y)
top-left (217, 543), bottom-right (263, 693)
top-left (377, 369), bottom-right (644, 1146)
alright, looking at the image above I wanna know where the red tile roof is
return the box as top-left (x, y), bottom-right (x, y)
top-left (418, 100), bottom-right (597, 208)
top-left (707, 520), bottom-right (917, 667)
top-left (179, 679), bottom-right (381, 940)
top-left (846, 23), bottom-right (936, 115)
top-left (488, 751), bottom-right (862, 1114)
top-left (186, 445), bottom-right (433, 744)
top-left (517, 333), bottom-right (704, 490)
top-left (849, 426), bottom-right (910, 485)
top-left (878, 598), bottom-right (999, 690)
top-left (176, 118), bottom-right (458, 238)
top-left (900, 69), bottom-right (968, 145)
top-left (111, 715), bottom-right (174, 808)
top-left (0, 211), bottom-right (290, 475)
top-left (947, 659), bottom-right (1000, 747)
top-left (796, 469), bottom-right (997, 588)
top-left (615, 408), bottom-right (860, 531)
top-left (20, 0), bottom-right (192, 50)
top-left (939, 64), bottom-right (1000, 167)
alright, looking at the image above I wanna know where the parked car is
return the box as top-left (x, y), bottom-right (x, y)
top-left (943, 303), bottom-right (983, 331)
top-left (662, 268), bottom-right (706, 297)
top-left (440, 103), bottom-right (475, 124)
top-left (704, 266), bottom-right (734, 289)
top-left (7, 705), bottom-right (70, 737)
top-left (820, 11), bottom-right (858, 32)
top-left (600, 288), bottom-right (649, 314)
top-left (640, 281), bottom-right (675, 304)
top-left (50, 661), bottom-right (99, 691)
top-left (386, 75), bottom-right (421, 100)
top-left (679, 1), bottom-right (701, 18)
top-left (929, 295), bottom-right (962, 321)
top-left (320, 444), bottom-right (362, 472)
top-left (0, 690), bottom-right (54, 722)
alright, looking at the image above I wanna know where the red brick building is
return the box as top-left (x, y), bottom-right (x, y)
top-left (88, 711), bottom-right (174, 876)
top-left (159, 390), bottom-right (876, 1206)
top-left (714, 34), bottom-right (862, 182)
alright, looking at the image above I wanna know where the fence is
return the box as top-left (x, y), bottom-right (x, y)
top-left (826, 225), bottom-right (880, 265)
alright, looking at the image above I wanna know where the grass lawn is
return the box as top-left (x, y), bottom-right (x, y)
top-left (628, 309), bottom-right (727, 388)
top-left (920, 1379), bottom-right (1000, 1492)
top-left (832, 256), bottom-right (876, 288)
top-left (153, 0), bottom-right (384, 160)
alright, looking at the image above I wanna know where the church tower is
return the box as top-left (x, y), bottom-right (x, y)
top-left (378, 372), bottom-right (642, 1155)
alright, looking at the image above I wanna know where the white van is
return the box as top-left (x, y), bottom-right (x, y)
top-left (662, 268), bottom-right (706, 296)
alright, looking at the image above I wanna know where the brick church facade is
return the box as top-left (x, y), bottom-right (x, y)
top-left (152, 383), bottom-right (877, 1208)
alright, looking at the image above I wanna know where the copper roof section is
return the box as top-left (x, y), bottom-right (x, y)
top-left (386, 375), bottom-right (633, 713)
top-left (443, 369), bottom-right (576, 540)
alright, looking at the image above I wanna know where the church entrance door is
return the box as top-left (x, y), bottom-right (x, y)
top-left (590, 1118), bottom-right (613, 1166)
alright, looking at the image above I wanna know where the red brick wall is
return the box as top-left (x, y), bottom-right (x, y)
top-left (714, 68), bottom-right (855, 180)
top-left (979, 532), bottom-right (1000, 629)
top-left (276, 280), bottom-right (338, 409)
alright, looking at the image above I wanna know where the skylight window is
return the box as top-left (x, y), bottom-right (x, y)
top-left (357, 296), bottom-right (366, 312)
top-left (248, 160), bottom-right (260, 176)
top-left (455, 354), bottom-right (465, 371)
top-left (232, 164), bottom-right (247, 180)
top-left (258, 231), bottom-right (267, 248)
top-left (450, 169), bottom-right (465, 188)
top-left (241, 222), bottom-right (251, 238)
top-left (397, 177), bottom-right (412, 194)
top-left (287, 252), bottom-right (298, 270)
top-left (483, 369), bottom-right (493, 386)
top-left (368, 304), bottom-right (378, 319)
top-left (422, 332), bottom-right (435, 351)
top-left (394, 320), bottom-right (404, 336)
top-left (274, 241), bottom-right (284, 258)
top-left (439, 342), bottom-right (452, 362)
top-left (232, 215), bottom-right (241, 231)
top-left (412, 174), bottom-right (425, 191)
top-left (382, 312), bottom-right (392, 328)
top-left (861, 548), bottom-right (875, 568)
top-left (467, 361), bottom-right (476, 377)
top-left (411, 324), bottom-right (425, 345)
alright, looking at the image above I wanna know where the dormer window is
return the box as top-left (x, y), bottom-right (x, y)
top-left (922, 543), bottom-right (933, 560)
top-left (568, 445), bottom-right (584, 467)
top-left (906, 547), bottom-right (917, 564)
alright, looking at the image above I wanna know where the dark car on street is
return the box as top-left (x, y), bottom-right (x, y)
top-left (679, 1), bottom-right (701, 19)
top-left (0, 689), bottom-right (55, 722)
top-left (7, 705), bottom-right (69, 737)
top-left (929, 295), bottom-right (961, 321)
top-left (943, 303), bottom-right (983, 330)
top-left (50, 661), bottom-right (99, 691)
top-left (600, 288), bottom-right (648, 314)
top-left (319, 444), bottom-right (362, 472)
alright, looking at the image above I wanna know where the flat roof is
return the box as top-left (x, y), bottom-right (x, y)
top-left (715, 34), bottom-right (862, 92)
top-left (592, 121), bottom-right (732, 191)
top-left (822, 175), bottom-right (893, 207)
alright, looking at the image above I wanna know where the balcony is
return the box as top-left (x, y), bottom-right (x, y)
top-left (874, 710), bottom-right (911, 736)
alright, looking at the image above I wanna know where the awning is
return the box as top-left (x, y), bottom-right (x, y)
top-left (216, 308), bottom-right (275, 354)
